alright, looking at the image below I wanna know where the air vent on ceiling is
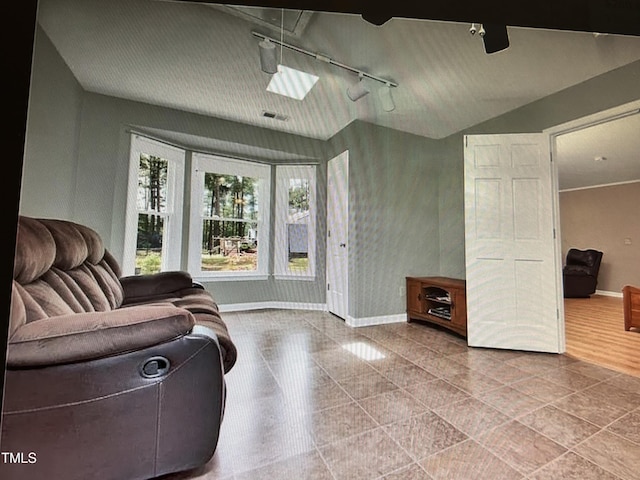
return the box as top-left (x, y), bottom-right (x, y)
top-left (261, 110), bottom-right (289, 121)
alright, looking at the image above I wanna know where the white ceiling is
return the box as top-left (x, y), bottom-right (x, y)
top-left (36, 0), bottom-right (640, 188)
top-left (556, 112), bottom-right (640, 190)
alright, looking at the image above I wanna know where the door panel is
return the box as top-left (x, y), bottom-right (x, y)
top-left (464, 134), bottom-right (563, 353)
top-left (326, 151), bottom-right (349, 320)
top-left (513, 179), bottom-right (541, 239)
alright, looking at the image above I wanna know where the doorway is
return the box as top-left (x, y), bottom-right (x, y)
top-left (326, 150), bottom-right (349, 320)
top-left (547, 100), bottom-right (640, 370)
top-left (547, 100), bottom-right (640, 297)
top-left (463, 100), bottom-right (640, 355)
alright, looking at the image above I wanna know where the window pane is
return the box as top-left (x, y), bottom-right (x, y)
top-left (137, 154), bottom-right (168, 213)
top-left (289, 178), bottom-right (310, 213)
top-left (203, 173), bottom-right (258, 220)
top-left (191, 154), bottom-right (270, 277)
top-left (200, 219), bottom-right (258, 272)
top-left (136, 213), bottom-right (164, 274)
top-left (200, 172), bottom-right (260, 273)
top-left (288, 178), bottom-right (310, 271)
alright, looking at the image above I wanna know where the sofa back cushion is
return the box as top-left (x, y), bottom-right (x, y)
top-left (10, 217), bottom-right (124, 337)
top-left (566, 248), bottom-right (603, 272)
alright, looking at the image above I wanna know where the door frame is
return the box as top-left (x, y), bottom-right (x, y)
top-left (543, 99), bottom-right (640, 345)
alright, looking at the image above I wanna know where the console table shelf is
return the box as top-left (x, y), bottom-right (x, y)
top-left (406, 276), bottom-right (467, 338)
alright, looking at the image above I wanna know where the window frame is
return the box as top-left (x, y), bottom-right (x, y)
top-left (188, 152), bottom-right (271, 281)
top-left (123, 135), bottom-right (185, 276)
top-left (274, 164), bottom-right (317, 280)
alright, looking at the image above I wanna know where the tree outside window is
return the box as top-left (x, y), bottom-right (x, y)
top-left (136, 154), bottom-right (168, 274)
top-left (201, 173), bottom-right (259, 272)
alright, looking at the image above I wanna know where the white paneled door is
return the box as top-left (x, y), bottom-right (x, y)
top-left (326, 151), bottom-right (349, 320)
top-left (464, 134), bottom-right (564, 353)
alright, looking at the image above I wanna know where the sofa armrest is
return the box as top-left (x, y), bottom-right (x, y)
top-left (120, 271), bottom-right (194, 302)
top-left (7, 304), bottom-right (195, 368)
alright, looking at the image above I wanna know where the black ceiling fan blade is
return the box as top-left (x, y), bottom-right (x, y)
top-left (482, 24), bottom-right (510, 54)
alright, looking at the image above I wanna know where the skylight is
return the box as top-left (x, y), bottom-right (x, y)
top-left (267, 65), bottom-right (319, 100)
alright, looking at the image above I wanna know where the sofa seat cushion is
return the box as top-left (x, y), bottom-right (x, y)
top-left (124, 289), bottom-right (237, 372)
top-left (192, 315), bottom-right (237, 373)
top-left (120, 271), bottom-right (194, 303)
top-left (7, 304), bottom-right (195, 368)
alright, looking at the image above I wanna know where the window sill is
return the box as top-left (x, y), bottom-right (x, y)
top-left (274, 274), bottom-right (316, 282)
top-left (193, 274), bottom-right (269, 282)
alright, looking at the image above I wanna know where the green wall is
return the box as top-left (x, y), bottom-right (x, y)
top-left (328, 121), bottom-right (445, 319)
top-left (76, 92), bottom-right (329, 306)
top-left (465, 60), bottom-right (640, 136)
top-left (436, 59), bottom-right (640, 281)
top-left (19, 25), bottom-right (84, 219)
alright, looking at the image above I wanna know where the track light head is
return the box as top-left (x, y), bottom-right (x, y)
top-left (259, 38), bottom-right (278, 74)
top-left (347, 75), bottom-right (370, 102)
top-left (378, 83), bottom-right (395, 112)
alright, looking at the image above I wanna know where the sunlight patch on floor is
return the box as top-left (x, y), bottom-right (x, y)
top-left (341, 342), bottom-right (386, 361)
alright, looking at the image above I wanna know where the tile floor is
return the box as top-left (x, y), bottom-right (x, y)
top-left (165, 309), bottom-right (640, 480)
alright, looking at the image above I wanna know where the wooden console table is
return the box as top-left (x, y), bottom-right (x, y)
top-left (406, 276), bottom-right (467, 338)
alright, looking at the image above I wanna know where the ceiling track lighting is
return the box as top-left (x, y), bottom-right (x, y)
top-left (378, 83), bottom-right (395, 112)
top-left (252, 31), bottom-right (398, 89)
top-left (258, 38), bottom-right (278, 74)
top-left (347, 73), bottom-right (370, 102)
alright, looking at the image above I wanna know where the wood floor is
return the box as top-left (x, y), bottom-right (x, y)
top-left (564, 294), bottom-right (640, 377)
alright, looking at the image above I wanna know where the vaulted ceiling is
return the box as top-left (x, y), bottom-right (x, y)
top-left (36, 0), bottom-right (640, 189)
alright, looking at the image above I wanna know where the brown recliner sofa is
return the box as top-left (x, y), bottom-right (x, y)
top-left (1, 216), bottom-right (237, 480)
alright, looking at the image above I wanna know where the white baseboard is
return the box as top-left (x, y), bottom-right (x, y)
top-left (218, 301), bottom-right (326, 313)
top-left (218, 302), bottom-right (407, 328)
top-left (595, 290), bottom-right (623, 298)
top-left (346, 313), bottom-right (406, 328)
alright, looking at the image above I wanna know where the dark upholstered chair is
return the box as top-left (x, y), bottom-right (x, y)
top-left (1, 216), bottom-right (237, 480)
top-left (562, 248), bottom-right (603, 298)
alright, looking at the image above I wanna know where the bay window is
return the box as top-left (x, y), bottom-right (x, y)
top-left (126, 136), bottom-right (316, 283)
top-left (188, 152), bottom-right (271, 279)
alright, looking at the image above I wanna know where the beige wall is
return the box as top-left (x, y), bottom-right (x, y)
top-left (559, 181), bottom-right (640, 293)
